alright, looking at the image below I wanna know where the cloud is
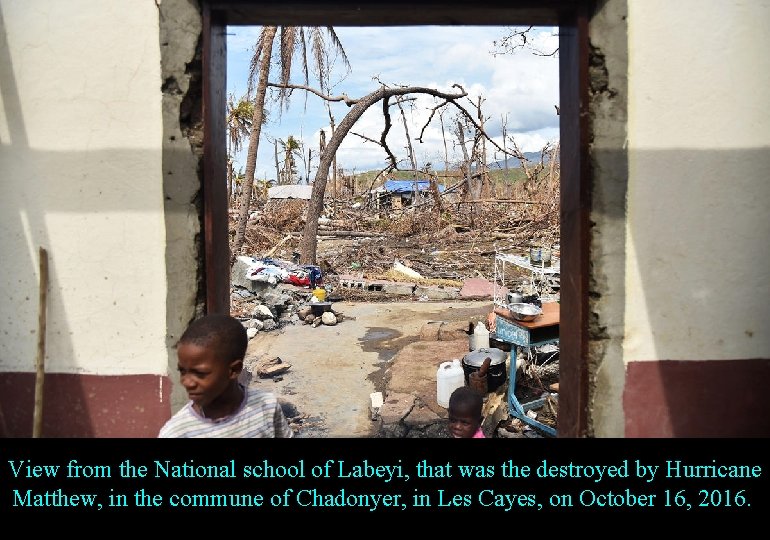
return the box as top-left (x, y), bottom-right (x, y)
top-left (226, 25), bottom-right (560, 177)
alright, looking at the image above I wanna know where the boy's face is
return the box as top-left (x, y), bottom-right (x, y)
top-left (177, 342), bottom-right (241, 410)
top-left (448, 409), bottom-right (480, 439)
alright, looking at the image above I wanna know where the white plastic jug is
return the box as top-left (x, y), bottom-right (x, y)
top-left (436, 359), bottom-right (465, 408)
top-left (472, 322), bottom-right (490, 351)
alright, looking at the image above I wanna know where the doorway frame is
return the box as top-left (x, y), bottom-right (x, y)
top-left (200, 1), bottom-right (590, 437)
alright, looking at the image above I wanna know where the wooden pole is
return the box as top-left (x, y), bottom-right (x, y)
top-left (33, 247), bottom-right (48, 438)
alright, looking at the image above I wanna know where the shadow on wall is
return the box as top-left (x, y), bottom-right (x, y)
top-left (0, 152), bottom-right (178, 437)
top-left (0, 6), bottom-right (178, 437)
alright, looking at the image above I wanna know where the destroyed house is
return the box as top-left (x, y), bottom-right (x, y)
top-left (372, 179), bottom-right (445, 209)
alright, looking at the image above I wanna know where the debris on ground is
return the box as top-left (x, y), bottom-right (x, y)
top-left (255, 356), bottom-right (292, 378)
top-left (228, 173), bottom-right (561, 437)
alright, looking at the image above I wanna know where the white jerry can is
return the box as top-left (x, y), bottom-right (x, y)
top-left (436, 359), bottom-right (465, 408)
top-left (471, 321), bottom-right (490, 351)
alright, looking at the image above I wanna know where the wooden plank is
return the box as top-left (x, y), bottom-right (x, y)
top-left (33, 247), bottom-right (48, 438)
top-left (210, 1), bottom-right (565, 26)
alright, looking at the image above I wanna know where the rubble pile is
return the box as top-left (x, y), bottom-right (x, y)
top-left (229, 188), bottom-right (559, 287)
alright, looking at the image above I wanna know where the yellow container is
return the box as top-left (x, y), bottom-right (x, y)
top-left (312, 287), bottom-right (326, 302)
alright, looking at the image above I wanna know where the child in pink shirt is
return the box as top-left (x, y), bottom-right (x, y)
top-left (448, 386), bottom-right (485, 438)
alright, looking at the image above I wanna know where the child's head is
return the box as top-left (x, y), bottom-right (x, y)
top-left (447, 386), bottom-right (484, 438)
top-left (176, 314), bottom-right (247, 409)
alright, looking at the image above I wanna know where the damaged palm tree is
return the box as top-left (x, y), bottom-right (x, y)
top-left (226, 94), bottom-right (253, 206)
top-left (231, 26), bottom-right (350, 266)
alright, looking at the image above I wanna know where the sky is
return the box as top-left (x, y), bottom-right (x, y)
top-left (226, 26), bottom-right (559, 182)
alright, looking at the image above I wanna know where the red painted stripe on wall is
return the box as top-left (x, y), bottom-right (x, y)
top-left (0, 372), bottom-right (172, 438)
top-left (624, 359), bottom-right (770, 437)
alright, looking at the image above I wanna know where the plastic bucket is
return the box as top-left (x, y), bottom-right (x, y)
top-left (312, 287), bottom-right (326, 302)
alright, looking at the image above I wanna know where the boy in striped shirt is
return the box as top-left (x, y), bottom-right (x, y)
top-left (159, 313), bottom-right (294, 438)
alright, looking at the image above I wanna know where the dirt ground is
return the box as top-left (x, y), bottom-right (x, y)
top-left (243, 300), bottom-right (493, 438)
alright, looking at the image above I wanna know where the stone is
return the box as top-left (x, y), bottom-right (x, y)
top-left (262, 291), bottom-right (292, 309)
top-left (423, 422), bottom-right (452, 438)
top-left (233, 287), bottom-right (254, 299)
top-left (459, 277), bottom-right (496, 298)
top-left (256, 356), bottom-right (291, 378)
top-left (246, 327), bottom-right (258, 339)
top-left (247, 319), bottom-right (264, 330)
top-left (231, 256), bottom-right (259, 290)
top-left (378, 392), bottom-right (415, 425)
top-left (438, 320), bottom-right (471, 342)
top-left (252, 304), bottom-right (275, 320)
top-left (321, 312), bottom-right (337, 325)
top-left (378, 423), bottom-right (408, 438)
top-left (258, 362), bottom-right (291, 378)
top-left (261, 319), bottom-right (277, 331)
top-left (418, 321), bottom-right (442, 341)
top-left (381, 282), bottom-right (416, 296)
top-left (414, 285), bottom-right (460, 300)
top-left (403, 401), bottom-right (441, 427)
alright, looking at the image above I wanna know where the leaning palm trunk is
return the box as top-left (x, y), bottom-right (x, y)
top-left (231, 26), bottom-right (277, 265)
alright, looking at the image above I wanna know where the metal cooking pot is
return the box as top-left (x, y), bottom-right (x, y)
top-left (462, 348), bottom-right (507, 392)
top-left (309, 301), bottom-right (332, 316)
top-left (529, 247), bottom-right (552, 267)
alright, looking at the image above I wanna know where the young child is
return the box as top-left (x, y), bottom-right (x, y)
top-left (448, 386), bottom-right (485, 438)
top-left (159, 313), bottom-right (294, 438)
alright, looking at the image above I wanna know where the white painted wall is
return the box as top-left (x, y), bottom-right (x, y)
top-left (0, 1), bottom-right (167, 374)
top-left (625, 0), bottom-right (770, 361)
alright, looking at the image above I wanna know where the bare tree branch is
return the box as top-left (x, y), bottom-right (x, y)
top-left (491, 26), bottom-right (559, 57)
top-left (380, 95), bottom-right (397, 169)
top-left (350, 131), bottom-right (381, 146)
top-left (366, 164), bottom-right (397, 195)
top-left (396, 98), bottom-right (419, 184)
top-left (267, 81), bottom-right (359, 106)
top-left (417, 99), bottom-right (451, 143)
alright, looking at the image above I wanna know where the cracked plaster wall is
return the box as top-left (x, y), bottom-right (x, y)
top-left (0, 0), bottom-right (206, 424)
top-left (159, 0), bottom-right (205, 415)
top-left (0, 1), bottom-right (169, 376)
top-left (588, 0), bottom-right (770, 436)
top-left (586, 0), bottom-right (628, 437)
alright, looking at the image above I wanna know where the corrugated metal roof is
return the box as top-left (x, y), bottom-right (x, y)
top-left (268, 185), bottom-right (313, 200)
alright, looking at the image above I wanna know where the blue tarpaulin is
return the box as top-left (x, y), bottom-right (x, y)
top-left (383, 179), bottom-right (445, 193)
